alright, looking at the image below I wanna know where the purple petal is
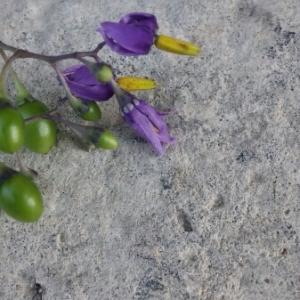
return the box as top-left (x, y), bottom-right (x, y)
top-left (99, 22), bottom-right (154, 55)
top-left (65, 79), bottom-right (114, 101)
top-left (122, 106), bottom-right (165, 155)
top-left (98, 28), bottom-right (143, 56)
top-left (60, 65), bottom-right (114, 101)
top-left (70, 65), bottom-right (99, 85)
top-left (134, 100), bottom-right (176, 144)
top-left (120, 99), bottom-right (176, 155)
top-left (120, 12), bottom-right (158, 32)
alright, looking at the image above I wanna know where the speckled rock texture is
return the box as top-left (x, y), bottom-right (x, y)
top-left (1, 0), bottom-right (300, 299)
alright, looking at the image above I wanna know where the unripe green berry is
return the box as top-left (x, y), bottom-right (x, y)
top-left (18, 101), bottom-right (57, 154)
top-left (0, 163), bottom-right (43, 222)
top-left (0, 105), bottom-right (25, 153)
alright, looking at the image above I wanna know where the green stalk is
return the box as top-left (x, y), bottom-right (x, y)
top-left (0, 56), bottom-right (10, 102)
top-left (52, 63), bottom-right (81, 109)
top-left (0, 49), bottom-right (33, 105)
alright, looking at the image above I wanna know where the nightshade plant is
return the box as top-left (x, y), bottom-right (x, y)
top-left (0, 12), bottom-right (200, 222)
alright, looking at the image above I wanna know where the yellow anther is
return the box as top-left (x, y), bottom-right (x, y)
top-left (153, 126), bottom-right (159, 133)
top-left (117, 77), bottom-right (156, 91)
top-left (155, 35), bottom-right (200, 56)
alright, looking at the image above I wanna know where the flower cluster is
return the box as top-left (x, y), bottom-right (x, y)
top-left (0, 12), bottom-right (199, 222)
top-left (61, 12), bottom-right (200, 155)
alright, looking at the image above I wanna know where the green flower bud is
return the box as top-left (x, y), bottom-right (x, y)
top-left (96, 64), bottom-right (112, 83)
top-left (69, 97), bottom-right (102, 121)
top-left (89, 63), bottom-right (113, 83)
top-left (52, 116), bottom-right (118, 151)
top-left (81, 102), bottom-right (102, 121)
top-left (81, 126), bottom-right (118, 150)
top-left (95, 130), bottom-right (118, 149)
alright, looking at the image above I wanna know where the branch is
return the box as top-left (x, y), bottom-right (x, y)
top-left (0, 41), bottom-right (105, 63)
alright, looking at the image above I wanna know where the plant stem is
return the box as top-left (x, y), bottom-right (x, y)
top-left (24, 101), bottom-right (63, 123)
top-left (43, 114), bottom-right (79, 128)
top-left (0, 50), bottom-right (21, 102)
top-left (0, 41), bottom-right (105, 63)
top-left (52, 63), bottom-right (75, 101)
top-left (16, 152), bottom-right (38, 178)
top-left (0, 49), bottom-right (33, 104)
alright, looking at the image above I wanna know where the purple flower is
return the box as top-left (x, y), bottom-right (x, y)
top-left (111, 80), bottom-right (176, 155)
top-left (60, 65), bottom-right (114, 101)
top-left (97, 12), bottom-right (158, 56)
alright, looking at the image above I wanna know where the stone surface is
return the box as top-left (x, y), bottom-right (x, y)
top-left (1, 0), bottom-right (300, 299)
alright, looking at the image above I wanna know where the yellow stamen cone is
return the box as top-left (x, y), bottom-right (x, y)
top-left (155, 35), bottom-right (200, 56)
top-left (117, 77), bottom-right (156, 91)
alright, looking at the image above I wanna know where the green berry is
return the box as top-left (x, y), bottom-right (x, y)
top-left (18, 101), bottom-right (57, 154)
top-left (0, 163), bottom-right (43, 222)
top-left (0, 105), bottom-right (25, 153)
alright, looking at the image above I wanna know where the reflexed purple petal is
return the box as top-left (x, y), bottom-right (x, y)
top-left (134, 100), bottom-right (176, 144)
top-left (119, 99), bottom-right (175, 155)
top-left (71, 65), bottom-right (99, 85)
top-left (65, 78), bottom-right (114, 101)
top-left (122, 106), bottom-right (165, 155)
top-left (100, 22), bottom-right (154, 54)
top-left (120, 12), bottom-right (158, 32)
top-left (60, 65), bottom-right (114, 101)
top-left (111, 79), bottom-right (175, 154)
top-left (98, 28), bottom-right (141, 56)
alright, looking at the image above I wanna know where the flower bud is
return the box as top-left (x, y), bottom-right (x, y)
top-left (97, 13), bottom-right (158, 56)
top-left (96, 64), bottom-right (113, 83)
top-left (95, 130), bottom-right (119, 149)
top-left (64, 120), bottom-right (118, 151)
top-left (88, 63), bottom-right (113, 83)
top-left (69, 97), bottom-right (102, 121)
top-left (155, 35), bottom-right (200, 56)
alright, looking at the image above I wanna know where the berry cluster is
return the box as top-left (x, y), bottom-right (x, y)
top-left (0, 12), bottom-right (199, 222)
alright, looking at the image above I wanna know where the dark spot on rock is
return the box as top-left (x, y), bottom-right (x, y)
top-left (281, 248), bottom-right (287, 256)
top-left (236, 151), bottom-right (253, 163)
top-left (160, 178), bottom-right (172, 190)
top-left (266, 46), bottom-right (276, 59)
top-left (32, 283), bottom-right (43, 300)
top-left (177, 209), bottom-right (193, 232)
top-left (265, 278), bottom-right (270, 283)
top-left (145, 279), bottom-right (164, 291)
top-left (212, 195), bottom-right (224, 209)
top-left (285, 209), bottom-right (290, 215)
top-left (282, 31), bottom-right (295, 46)
top-left (274, 25), bottom-right (282, 34)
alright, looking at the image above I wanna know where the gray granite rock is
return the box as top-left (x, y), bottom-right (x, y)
top-left (1, 0), bottom-right (300, 299)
